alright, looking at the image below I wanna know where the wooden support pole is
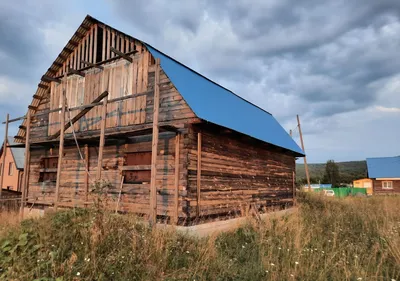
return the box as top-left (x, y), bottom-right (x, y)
top-left (0, 114), bottom-right (9, 197)
top-left (96, 96), bottom-right (108, 180)
top-left (84, 144), bottom-right (89, 207)
top-left (115, 175), bottom-right (124, 214)
top-left (196, 132), bottom-right (202, 218)
top-left (49, 91), bottom-right (109, 140)
top-left (173, 133), bottom-right (180, 224)
top-left (20, 111), bottom-right (31, 219)
top-left (149, 58), bottom-right (160, 224)
top-left (297, 115), bottom-right (311, 191)
top-left (54, 74), bottom-right (67, 211)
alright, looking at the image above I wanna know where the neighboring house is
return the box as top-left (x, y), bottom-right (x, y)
top-left (14, 15), bottom-right (304, 224)
top-left (353, 178), bottom-right (373, 195)
top-left (366, 156), bottom-right (400, 194)
top-left (0, 137), bottom-right (24, 192)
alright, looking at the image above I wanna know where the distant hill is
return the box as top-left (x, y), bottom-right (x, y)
top-left (296, 161), bottom-right (367, 184)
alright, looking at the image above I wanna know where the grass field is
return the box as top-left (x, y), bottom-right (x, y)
top-left (1, 194), bottom-right (399, 280)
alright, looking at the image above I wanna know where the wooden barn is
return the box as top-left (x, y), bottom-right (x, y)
top-left (10, 15), bottom-right (304, 224)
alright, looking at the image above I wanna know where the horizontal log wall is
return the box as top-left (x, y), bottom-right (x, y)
top-left (185, 125), bottom-right (296, 218)
top-left (372, 179), bottom-right (400, 194)
top-left (27, 132), bottom-right (188, 217)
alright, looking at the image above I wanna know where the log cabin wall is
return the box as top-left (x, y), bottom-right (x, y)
top-left (28, 131), bottom-right (188, 217)
top-left (372, 179), bottom-right (400, 194)
top-left (185, 124), bottom-right (296, 219)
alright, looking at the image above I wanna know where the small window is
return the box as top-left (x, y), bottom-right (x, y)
top-left (8, 162), bottom-right (13, 176)
top-left (382, 181), bottom-right (393, 189)
top-left (39, 157), bottom-right (59, 183)
top-left (124, 152), bottom-right (151, 184)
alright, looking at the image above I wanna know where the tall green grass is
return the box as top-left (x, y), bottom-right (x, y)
top-left (0, 194), bottom-right (399, 280)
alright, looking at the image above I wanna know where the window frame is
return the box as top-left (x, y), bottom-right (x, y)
top-left (382, 181), bottom-right (393, 189)
top-left (8, 162), bottom-right (13, 176)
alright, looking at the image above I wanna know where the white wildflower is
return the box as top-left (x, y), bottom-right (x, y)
top-left (270, 263), bottom-right (275, 266)
top-left (290, 274), bottom-right (294, 277)
top-left (242, 245), bottom-right (245, 249)
top-left (77, 272), bottom-right (81, 276)
top-left (295, 262), bottom-right (299, 265)
top-left (357, 278), bottom-right (362, 280)
top-left (186, 250), bottom-right (190, 254)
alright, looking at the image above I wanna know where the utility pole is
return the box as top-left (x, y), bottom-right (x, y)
top-left (0, 113), bottom-right (9, 198)
top-left (297, 115), bottom-right (311, 191)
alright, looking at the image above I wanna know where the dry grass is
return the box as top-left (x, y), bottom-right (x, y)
top-left (0, 194), bottom-right (399, 280)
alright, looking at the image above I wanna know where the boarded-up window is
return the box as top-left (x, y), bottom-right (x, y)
top-left (124, 152), bottom-right (151, 183)
top-left (39, 157), bottom-right (58, 183)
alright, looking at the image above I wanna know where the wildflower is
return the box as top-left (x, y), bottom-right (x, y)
top-left (77, 272), bottom-right (81, 276)
top-left (290, 274), bottom-right (294, 277)
top-left (355, 255), bottom-right (358, 258)
top-left (295, 262), bottom-right (299, 265)
top-left (242, 245), bottom-right (246, 249)
top-left (278, 247), bottom-right (281, 250)
top-left (265, 270), bottom-right (269, 273)
top-left (328, 240), bottom-right (332, 243)
top-left (270, 263), bottom-right (275, 266)
top-left (391, 279), bottom-right (396, 281)
top-left (357, 278), bottom-right (362, 280)
top-left (186, 250), bottom-right (190, 254)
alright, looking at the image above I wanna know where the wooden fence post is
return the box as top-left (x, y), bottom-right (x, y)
top-left (149, 58), bottom-right (160, 224)
top-left (0, 113), bottom-right (9, 198)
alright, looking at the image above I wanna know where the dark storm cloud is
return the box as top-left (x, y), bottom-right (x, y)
top-left (111, 0), bottom-right (400, 117)
top-left (0, 1), bottom-right (72, 82)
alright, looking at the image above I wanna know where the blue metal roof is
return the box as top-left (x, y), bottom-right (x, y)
top-left (366, 156), bottom-right (400, 178)
top-left (145, 45), bottom-right (304, 156)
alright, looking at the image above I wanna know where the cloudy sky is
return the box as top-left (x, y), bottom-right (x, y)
top-left (1, 0), bottom-right (400, 163)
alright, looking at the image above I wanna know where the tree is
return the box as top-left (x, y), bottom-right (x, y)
top-left (323, 160), bottom-right (340, 187)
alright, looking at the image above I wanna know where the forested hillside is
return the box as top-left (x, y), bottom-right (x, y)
top-left (296, 161), bottom-right (367, 184)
